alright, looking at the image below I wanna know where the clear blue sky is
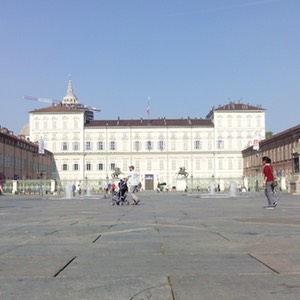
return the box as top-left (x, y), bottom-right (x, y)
top-left (1, 0), bottom-right (299, 135)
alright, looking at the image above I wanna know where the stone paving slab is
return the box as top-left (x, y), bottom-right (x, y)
top-left (0, 255), bottom-right (76, 279)
top-left (59, 252), bottom-right (272, 278)
top-left (171, 273), bottom-right (300, 300)
top-left (249, 253), bottom-right (300, 274)
top-left (0, 276), bottom-right (173, 300)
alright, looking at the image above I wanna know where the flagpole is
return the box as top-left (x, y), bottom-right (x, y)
top-left (147, 96), bottom-right (151, 120)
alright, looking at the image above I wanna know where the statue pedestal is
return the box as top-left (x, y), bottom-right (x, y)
top-left (51, 179), bottom-right (56, 194)
top-left (176, 178), bottom-right (187, 192)
top-left (12, 180), bottom-right (18, 194)
top-left (289, 174), bottom-right (300, 194)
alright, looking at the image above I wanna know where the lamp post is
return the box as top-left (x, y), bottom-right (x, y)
top-left (82, 153), bottom-right (86, 182)
top-left (85, 175), bottom-right (88, 194)
top-left (37, 170), bottom-right (46, 196)
top-left (105, 123), bottom-right (108, 187)
top-left (255, 168), bottom-right (259, 192)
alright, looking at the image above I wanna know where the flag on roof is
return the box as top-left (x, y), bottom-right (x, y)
top-left (146, 97), bottom-right (151, 116)
top-left (38, 137), bottom-right (45, 154)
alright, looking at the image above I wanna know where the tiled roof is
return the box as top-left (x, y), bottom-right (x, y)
top-left (260, 123), bottom-right (300, 144)
top-left (206, 102), bottom-right (265, 118)
top-left (0, 128), bottom-right (37, 147)
top-left (214, 103), bottom-right (264, 111)
top-left (85, 118), bottom-right (213, 127)
top-left (29, 102), bottom-right (263, 128)
top-left (29, 105), bottom-right (85, 113)
top-left (29, 105), bottom-right (213, 127)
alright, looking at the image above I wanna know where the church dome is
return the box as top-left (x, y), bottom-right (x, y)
top-left (62, 76), bottom-right (79, 105)
top-left (20, 122), bottom-right (30, 137)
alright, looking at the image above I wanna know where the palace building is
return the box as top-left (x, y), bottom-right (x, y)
top-left (26, 78), bottom-right (266, 191)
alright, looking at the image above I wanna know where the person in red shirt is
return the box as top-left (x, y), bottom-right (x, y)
top-left (111, 182), bottom-right (116, 193)
top-left (262, 156), bottom-right (277, 209)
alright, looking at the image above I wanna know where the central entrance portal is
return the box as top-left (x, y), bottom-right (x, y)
top-left (144, 174), bottom-right (154, 191)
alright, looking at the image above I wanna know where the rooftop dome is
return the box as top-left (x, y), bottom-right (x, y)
top-left (20, 122), bottom-right (30, 137)
top-left (62, 75), bottom-right (79, 105)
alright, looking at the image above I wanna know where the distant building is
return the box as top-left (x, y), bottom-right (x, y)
top-left (0, 127), bottom-right (53, 181)
top-left (27, 78), bottom-right (266, 190)
top-left (242, 124), bottom-right (300, 193)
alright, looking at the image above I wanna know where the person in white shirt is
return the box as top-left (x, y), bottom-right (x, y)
top-left (126, 165), bottom-right (140, 205)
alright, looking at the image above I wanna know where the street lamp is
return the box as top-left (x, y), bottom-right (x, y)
top-left (37, 170), bottom-right (46, 196)
top-left (85, 175), bottom-right (88, 194)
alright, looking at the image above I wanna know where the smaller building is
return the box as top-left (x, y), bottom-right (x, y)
top-left (242, 124), bottom-right (300, 193)
top-left (0, 126), bottom-right (53, 182)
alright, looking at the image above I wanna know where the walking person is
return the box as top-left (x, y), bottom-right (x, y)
top-left (262, 156), bottom-right (277, 209)
top-left (126, 165), bottom-right (140, 205)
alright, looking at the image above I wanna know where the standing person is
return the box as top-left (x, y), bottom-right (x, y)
top-left (72, 183), bottom-right (76, 197)
top-left (77, 183), bottom-right (82, 195)
top-left (111, 182), bottom-right (116, 193)
top-left (262, 156), bottom-right (277, 209)
top-left (107, 183), bottom-right (112, 195)
top-left (126, 165), bottom-right (140, 205)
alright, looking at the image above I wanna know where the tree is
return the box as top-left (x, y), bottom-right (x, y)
top-left (265, 131), bottom-right (273, 139)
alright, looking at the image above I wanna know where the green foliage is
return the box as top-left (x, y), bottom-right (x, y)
top-left (265, 131), bottom-right (273, 138)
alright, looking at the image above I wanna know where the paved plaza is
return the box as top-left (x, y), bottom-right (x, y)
top-left (0, 190), bottom-right (300, 300)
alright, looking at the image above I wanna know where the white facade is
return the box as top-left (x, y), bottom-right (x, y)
top-left (28, 80), bottom-right (265, 190)
top-left (209, 103), bottom-right (265, 180)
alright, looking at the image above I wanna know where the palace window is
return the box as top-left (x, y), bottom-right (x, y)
top-left (110, 141), bottom-right (116, 151)
top-left (217, 140), bottom-right (224, 149)
top-left (98, 141), bottom-right (104, 150)
top-left (146, 141), bottom-right (152, 151)
top-left (194, 140), bottom-right (202, 150)
top-left (86, 141), bottom-right (92, 151)
top-left (62, 142), bottom-right (68, 151)
top-left (134, 141), bottom-right (141, 151)
top-left (73, 142), bottom-right (79, 151)
top-left (158, 140), bottom-right (164, 151)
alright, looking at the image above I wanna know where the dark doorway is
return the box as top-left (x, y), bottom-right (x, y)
top-left (145, 174), bottom-right (154, 190)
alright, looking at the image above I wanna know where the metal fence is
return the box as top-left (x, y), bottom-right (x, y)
top-left (0, 175), bottom-right (290, 195)
top-left (0, 179), bottom-right (108, 196)
top-left (185, 177), bottom-right (243, 193)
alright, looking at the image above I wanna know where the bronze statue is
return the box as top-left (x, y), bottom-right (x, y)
top-left (111, 167), bottom-right (122, 179)
top-left (177, 167), bottom-right (189, 178)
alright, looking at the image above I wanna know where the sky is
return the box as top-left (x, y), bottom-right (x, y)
top-left (0, 0), bottom-right (299, 135)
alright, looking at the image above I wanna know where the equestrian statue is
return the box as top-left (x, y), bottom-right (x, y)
top-left (177, 167), bottom-right (189, 178)
top-left (111, 167), bottom-right (123, 179)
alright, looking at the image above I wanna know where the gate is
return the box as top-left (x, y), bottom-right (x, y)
top-left (144, 174), bottom-right (154, 191)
